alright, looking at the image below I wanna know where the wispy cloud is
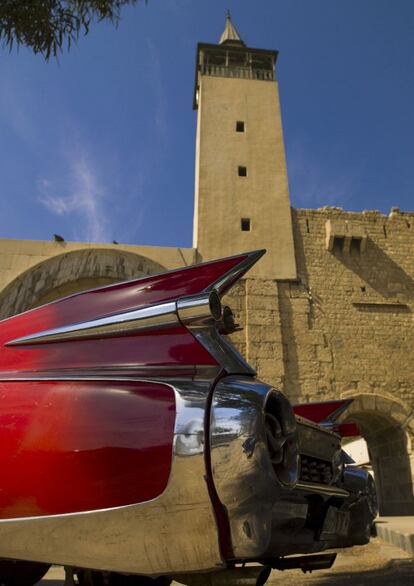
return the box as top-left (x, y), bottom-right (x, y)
top-left (287, 137), bottom-right (362, 209)
top-left (38, 151), bottom-right (110, 242)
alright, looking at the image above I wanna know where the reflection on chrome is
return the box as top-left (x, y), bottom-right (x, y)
top-left (6, 301), bottom-right (179, 346)
top-left (177, 292), bottom-right (222, 326)
top-left (210, 377), bottom-right (298, 558)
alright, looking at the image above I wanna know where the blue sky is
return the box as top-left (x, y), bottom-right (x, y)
top-left (0, 0), bottom-right (413, 247)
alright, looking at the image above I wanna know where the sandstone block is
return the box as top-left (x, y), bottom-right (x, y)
top-left (246, 295), bottom-right (279, 311)
top-left (248, 326), bottom-right (281, 343)
top-left (316, 346), bottom-right (332, 363)
top-left (247, 309), bottom-right (279, 326)
top-left (246, 279), bottom-right (277, 296)
top-left (248, 342), bottom-right (283, 360)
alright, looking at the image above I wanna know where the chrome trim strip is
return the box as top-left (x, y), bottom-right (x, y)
top-left (192, 328), bottom-right (255, 375)
top-left (204, 249), bottom-right (266, 295)
top-left (176, 290), bottom-right (254, 375)
top-left (295, 481), bottom-right (349, 498)
top-left (323, 399), bottom-right (354, 423)
top-left (0, 365), bottom-right (221, 382)
top-left (296, 414), bottom-right (340, 437)
top-left (5, 301), bottom-right (178, 346)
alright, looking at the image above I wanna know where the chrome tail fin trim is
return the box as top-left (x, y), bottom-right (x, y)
top-left (205, 249), bottom-right (266, 295)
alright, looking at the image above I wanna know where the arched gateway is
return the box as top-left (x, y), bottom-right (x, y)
top-left (0, 248), bottom-right (166, 319)
top-left (339, 391), bottom-right (414, 515)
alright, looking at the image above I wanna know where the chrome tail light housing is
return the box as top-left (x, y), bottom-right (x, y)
top-left (264, 390), bottom-right (299, 488)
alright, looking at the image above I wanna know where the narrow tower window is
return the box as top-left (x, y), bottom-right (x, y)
top-left (238, 166), bottom-right (247, 177)
top-left (350, 237), bottom-right (362, 255)
top-left (241, 218), bottom-right (251, 231)
top-left (236, 121), bottom-right (245, 132)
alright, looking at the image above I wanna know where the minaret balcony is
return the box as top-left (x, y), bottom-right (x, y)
top-left (200, 63), bottom-right (275, 81)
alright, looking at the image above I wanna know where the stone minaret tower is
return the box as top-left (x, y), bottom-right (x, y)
top-left (193, 14), bottom-right (297, 279)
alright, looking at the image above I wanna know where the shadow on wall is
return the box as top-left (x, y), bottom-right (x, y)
top-left (333, 237), bottom-right (414, 300)
top-left (278, 214), bottom-right (323, 402)
top-left (277, 281), bottom-right (304, 403)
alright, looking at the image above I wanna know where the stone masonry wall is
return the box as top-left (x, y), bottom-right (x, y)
top-left (227, 206), bottom-right (414, 513)
top-left (224, 278), bottom-right (285, 390)
top-left (291, 207), bottom-right (414, 410)
top-left (227, 207), bottom-right (414, 412)
top-left (292, 206), bottom-right (414, 512)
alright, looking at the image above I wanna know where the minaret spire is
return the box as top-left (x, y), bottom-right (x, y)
top-left (219, 11), bottom-right (245, 46)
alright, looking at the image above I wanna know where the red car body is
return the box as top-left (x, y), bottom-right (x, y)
top-left (0, 250), bottom-right (376, 586)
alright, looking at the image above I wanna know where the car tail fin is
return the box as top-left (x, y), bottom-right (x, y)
top-left (293, 399), bottom-right (353, 423)
top-left (0, 250), bottom-right (265, 376)
top-left (293, 399), bottom-right (361, 437)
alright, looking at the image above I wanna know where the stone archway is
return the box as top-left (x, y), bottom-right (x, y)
top-left (0, 248), bottom-right (166, 319)
top-left (339, 392), bottom-right (414, 516)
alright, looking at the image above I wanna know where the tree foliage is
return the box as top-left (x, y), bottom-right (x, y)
top-left (0, 1), bottom-right (140, 60)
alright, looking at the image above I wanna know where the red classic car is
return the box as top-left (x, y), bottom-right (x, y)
top-left (0, 250), bottom-right (376, 585)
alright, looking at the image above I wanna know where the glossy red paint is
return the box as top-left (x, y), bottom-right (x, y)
top-left (0, 254), bottom-right (252, 375)
top-left (0, 380), bottom-right (175, 518)
top-left (336, 422), bottom-right (361, 437)
top-left (293, 400), bottom-right (352, 423)
top-left (0, 326), bottom-right (216, 375)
